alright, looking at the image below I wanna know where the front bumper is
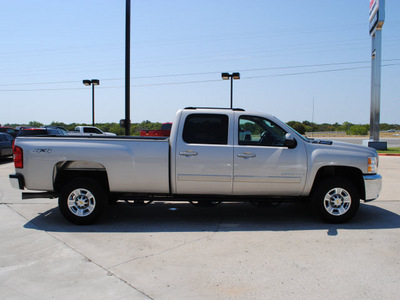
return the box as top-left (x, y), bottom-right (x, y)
top-left (9, 173), bottom-right (25, 190)
top-left (363, 174), bottom-right (382, 201)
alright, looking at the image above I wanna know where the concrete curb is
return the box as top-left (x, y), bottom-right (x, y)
top-left (378, 153), bottom-right (400, 156)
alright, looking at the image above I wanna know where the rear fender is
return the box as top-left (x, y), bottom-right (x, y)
top-left (53, 161), bottom-right (109, 193)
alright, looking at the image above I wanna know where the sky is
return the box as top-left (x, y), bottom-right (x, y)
top-left (1, 0), bottom-right (399, 126)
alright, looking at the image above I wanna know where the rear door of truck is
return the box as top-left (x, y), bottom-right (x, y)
top-left (174, 110), bottom-right (234, 195)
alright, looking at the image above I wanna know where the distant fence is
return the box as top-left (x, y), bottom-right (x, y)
top-left (305, 131), bottom-right (399, 138)
top-left (305, 131), bottom-right (348, 137)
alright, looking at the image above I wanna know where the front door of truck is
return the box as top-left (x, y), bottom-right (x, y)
top-left (175, 112), bottom-right (234, 195)
top-left (233, 114), bottom-right (307, 196)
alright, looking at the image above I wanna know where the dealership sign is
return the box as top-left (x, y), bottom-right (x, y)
top-left (369, 0), bottom-right (379, 21)
top-left (369, 0), bottom-right (385, 35)
top-left (368, 0), bottom-right (386, 146)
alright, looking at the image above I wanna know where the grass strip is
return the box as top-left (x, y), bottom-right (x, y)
top-left (377, 147), bottom-right (400, 154)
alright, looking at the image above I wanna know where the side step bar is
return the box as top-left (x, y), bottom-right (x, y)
top-left (22, 192), bottom-right (57, 200)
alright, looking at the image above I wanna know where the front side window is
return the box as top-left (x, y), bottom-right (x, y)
top-left (183, 114), bottom-right (229, 145)
top-left (239, 116), bottom-right (287, 146)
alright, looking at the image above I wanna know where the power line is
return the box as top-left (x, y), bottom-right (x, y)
top-left (134, 63), bottom-right (400, 86)
top-left (1, 58), bottom-right (399, 87)
top-left (0, 62), bottom-right (399, 92)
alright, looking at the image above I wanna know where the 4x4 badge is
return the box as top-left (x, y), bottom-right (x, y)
top-left (32, 149), bottom-right (52, 154)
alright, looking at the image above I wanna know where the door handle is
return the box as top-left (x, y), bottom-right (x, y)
top-left (179, 150), bottom-right (198, 157)
top-left (237, 152), bottom-right (256, 158)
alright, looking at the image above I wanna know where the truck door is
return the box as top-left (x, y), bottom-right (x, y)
top-left (233, 114), bottom-right (307, 196)
top-left (174, 112), bottom-right (234, 195)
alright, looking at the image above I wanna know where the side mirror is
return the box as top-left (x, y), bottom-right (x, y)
top-left (284, 133), bottom-right (297, 149)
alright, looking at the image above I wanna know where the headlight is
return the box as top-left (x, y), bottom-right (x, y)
top-left (368, 157), bottom-right (378, 173)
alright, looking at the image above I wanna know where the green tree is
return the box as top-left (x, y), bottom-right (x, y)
top-left (287, 121), bottom-right (306, 134)
top-left (347, 125), bottom-right (369, 135)
top-left (108, 124), bottom-right (125, 135)
top-left (302, 120), bottom-right (317, 132)
top-left (49, 121), bottom-right (68, 128)
top-left (28, 121), bottom-right (43, 128)
top-left (336, 122), bottom-right (353, 132)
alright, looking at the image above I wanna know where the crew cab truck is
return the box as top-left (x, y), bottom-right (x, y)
top-left (9, 107), bottom-right (382, 225)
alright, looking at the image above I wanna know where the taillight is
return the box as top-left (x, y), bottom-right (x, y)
top-left (13, 146), bottom-right (23, 168)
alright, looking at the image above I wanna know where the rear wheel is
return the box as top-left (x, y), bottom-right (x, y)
top-left (59, 178), bottom-right (107, 225)
top-left (312, 177), bottom-right (360, 223)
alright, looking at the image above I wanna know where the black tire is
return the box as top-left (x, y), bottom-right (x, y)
top-left (250, 200), bottom-right (281, 208)
top-left (58, 177), bottom-right (107, 225)
top-left (189, 200), bottom-right (221, 207)
top-left (312, 177), bottom-right (360, 223)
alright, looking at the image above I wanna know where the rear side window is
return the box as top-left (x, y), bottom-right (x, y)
top-left (0, 128), bottom-right (16, 135)
top-left (84, 127), bottom-right (102, 134)
top-left (48, 129), bottom-right (59, 135)
top-left (183, 114), bottom-right (229, 145)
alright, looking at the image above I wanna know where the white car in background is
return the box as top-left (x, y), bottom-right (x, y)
top-left (68, 126), bottom-right (116, 136)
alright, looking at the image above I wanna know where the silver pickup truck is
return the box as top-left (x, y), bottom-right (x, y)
top-left (9, 107), bottom-right (382, 224)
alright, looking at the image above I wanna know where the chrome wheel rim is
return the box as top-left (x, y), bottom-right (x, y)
top-left (323, 187), bottom-right (351, 216)
top-left (67, 188), bottom-right (96, 217)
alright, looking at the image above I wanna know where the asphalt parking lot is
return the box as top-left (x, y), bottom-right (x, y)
top-left (1, 156), bottom-right (400, 300)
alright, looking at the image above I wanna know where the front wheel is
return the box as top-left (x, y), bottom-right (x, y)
top-left (59, 178), bottom-right (107, 225)
top-left (312, 177), bottom-right (360, 223)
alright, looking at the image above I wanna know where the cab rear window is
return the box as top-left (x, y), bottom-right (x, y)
top-left (182, 114), bottom-right (228, 145)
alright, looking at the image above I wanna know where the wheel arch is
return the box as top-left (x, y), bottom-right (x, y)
top-left (53, 161), bottom-right (110, 193)
top-left (311, 166), bottom-right (365, 200)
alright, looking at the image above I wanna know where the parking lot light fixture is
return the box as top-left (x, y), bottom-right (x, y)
top-left (83, 79), bottom-right (91, 86)
top-left (82, 79), bottom-right (100, 126)
top-left (221, 72), bottom-right (240, 109)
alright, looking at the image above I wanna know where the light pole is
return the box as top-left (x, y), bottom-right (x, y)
top-left (82, 79), bottom-right (100, 126)
top-left (125, 0), bottom-right (131, 136)
top-left (221, 72), bottom-right (240, 108)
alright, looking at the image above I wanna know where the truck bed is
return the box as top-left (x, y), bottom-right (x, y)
top-left (15, 135), bottom-right (170, 194)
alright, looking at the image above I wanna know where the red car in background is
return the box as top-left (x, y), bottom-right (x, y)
top-left (140, 122), bottom-right (172, 137)
top-left (16, 128), bottom-right (68, 137)
top-left (12, 128), bottom-right (68, 149)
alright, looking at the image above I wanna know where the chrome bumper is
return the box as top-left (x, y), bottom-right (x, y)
top-left (363, 174), bottom-right (382, 201)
